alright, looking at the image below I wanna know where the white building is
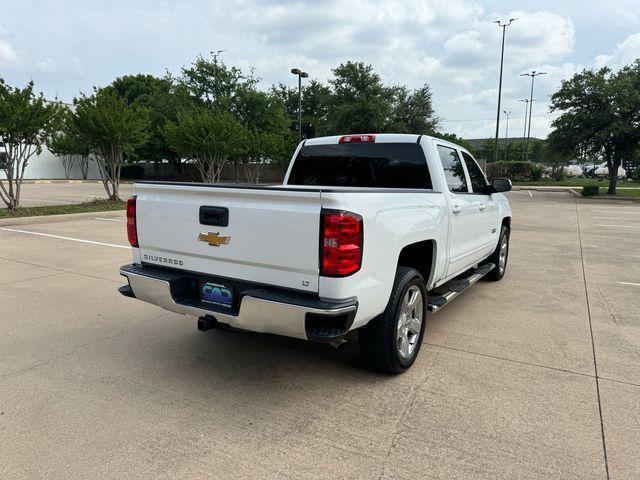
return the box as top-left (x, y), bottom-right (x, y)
top-left (0, 142), bottom-right (102, 180)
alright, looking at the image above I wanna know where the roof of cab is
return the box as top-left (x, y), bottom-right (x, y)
top-left (302, 133), bottom-right (469, 153)
top-left (303, 133), bottom-right (422, 146)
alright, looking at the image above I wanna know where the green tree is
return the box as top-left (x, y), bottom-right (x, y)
top-left (550, 63), bottom-right (640, 194)
top-left (233, 86), bottom-right (289, 183)
top-left (164, 110), bottom-right (247, 183)
top-left (271, 79), bottom-right (332, 138)
top-left (181, 55), bottom-right (256, 111)
top-left (0, 79), bottom-right (63, 209)
top-left (234, 86), bottom-right (288, 134)
top-left (388, 84), bottom-right (438, 134)
top-left (48, 108), bottom-right (93, 180)
top-left (269, 134), bottom-right (299, 178)
top-left (108, 74), bottom-right (191, 177)
top-left (243, 131), bottom-right (286, 184)
top-left (48, 124), bottom-right (77, 180)
top-left (327, 61), bottom-right (393, 134)
top-left (72, 89), bottom-right (150, 200)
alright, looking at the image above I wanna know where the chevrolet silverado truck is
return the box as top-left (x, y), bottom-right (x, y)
top-left (119, 134), bottom-right (512, 373)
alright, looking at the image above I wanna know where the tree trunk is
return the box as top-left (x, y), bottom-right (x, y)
top-left (605, 147), bottom-right (617, 195)
top-left (79, 155), bottom-right (90, 180)
top-left (1, 142), bottom-right (35, 210)
top-left (61, 155), bottom-right (75, 180)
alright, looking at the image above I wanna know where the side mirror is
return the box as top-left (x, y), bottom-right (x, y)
top-left (491, 178), bottom-right (512, 193)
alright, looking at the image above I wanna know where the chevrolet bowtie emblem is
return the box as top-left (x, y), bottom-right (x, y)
top-left (198, 232), bottom-right (230, 247)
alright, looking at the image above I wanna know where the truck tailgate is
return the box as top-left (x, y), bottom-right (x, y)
top-left (134, 183), bottom-right (322, 292)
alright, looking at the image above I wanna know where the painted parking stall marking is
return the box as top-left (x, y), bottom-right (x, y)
top-left (0, 227), bottom-right (129, 249)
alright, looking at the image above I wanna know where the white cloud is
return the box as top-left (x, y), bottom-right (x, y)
top-left (595, 32), bottom-right (640, 69)
top-left (0, 39), bottom-right (19, 65)
top-left (442, 10), bottom-right (574, 70)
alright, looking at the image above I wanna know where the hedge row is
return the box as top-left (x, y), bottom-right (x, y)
top-left (486, 161), bottom-right (543, 181)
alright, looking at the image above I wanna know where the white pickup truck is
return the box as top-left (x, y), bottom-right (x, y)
top-left (119, 134), bottom-right (512, 373)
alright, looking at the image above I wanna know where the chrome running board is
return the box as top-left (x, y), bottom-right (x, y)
top-left (427, 263), bottom-right (495, 312)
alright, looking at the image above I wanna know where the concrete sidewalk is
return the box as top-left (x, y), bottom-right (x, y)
top-left (0, 190), bottom-right (638, 479)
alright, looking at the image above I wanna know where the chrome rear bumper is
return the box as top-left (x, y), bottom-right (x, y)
top-left (119, 264), bottom-right (357, 341)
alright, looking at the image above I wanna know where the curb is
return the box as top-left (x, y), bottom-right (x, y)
top-left (0, 210), bottom-right (125, 227)
top-left (22, 180), bottom-right (134, 184)
top-left (513, 185), bottom-right (640, 202)
top-left (24, 179), bottom-right (101, 184)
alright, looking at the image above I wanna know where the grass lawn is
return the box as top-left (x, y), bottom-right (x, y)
top-left (594, 189), bottom-right (640, 197)
top-left (0, 199), bottom-right (125, 219)
top-left (513, 178), bottom-right (640, 188)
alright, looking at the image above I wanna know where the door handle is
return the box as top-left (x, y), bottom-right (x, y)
top-left (199, 206), bottom-right (229, 226)
top-left (479, 203), bottom-right (486, 211)
top-left (452, 205), bottom-right (462, 213)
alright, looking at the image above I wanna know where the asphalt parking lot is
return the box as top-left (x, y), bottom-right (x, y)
top-left (1, 190), bottom-right (638, 479)
top-left (18, 181), bottom-right (134, 207)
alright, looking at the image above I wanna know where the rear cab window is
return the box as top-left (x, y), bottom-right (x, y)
top-left (287, 142), bottom-right (432, 189)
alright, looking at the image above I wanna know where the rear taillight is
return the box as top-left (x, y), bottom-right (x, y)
top-left (338, 134), bottom-right (375, 143)
top-left (320, 210), bottom-right (363, 276)
top-left (126, 196), bottom-right (138, 247)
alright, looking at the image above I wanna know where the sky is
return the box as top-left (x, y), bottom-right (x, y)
top-left (1, 0), bottom-right (640, 139)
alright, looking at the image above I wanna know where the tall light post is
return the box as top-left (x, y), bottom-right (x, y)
top-left (493, 18), bottom-right (517, 163)
top-left (503, 109), bottom-right (511, 160)
top-left (291, 68), bottom-right (309, 143)
top-left (518, 99), bottom-right (531, 161)
top-left (520, 70), bottom-right (546, 161)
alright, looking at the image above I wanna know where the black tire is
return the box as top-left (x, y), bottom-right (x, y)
top-left (359, 267), bottom-right (427, 374)
top-left (484, 225), bottom-right (510, 281)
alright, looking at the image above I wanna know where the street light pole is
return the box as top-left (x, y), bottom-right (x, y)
top-left (520, 71), bottom-right (546, 161)
top-left (493, 18), bottom-right (517, 163)
top-left (503, 110), bottom-right (511, 161)
top-left (291, 68), bottom-right (309, 143)
top-left (518, 99), bottom-right (531, 161)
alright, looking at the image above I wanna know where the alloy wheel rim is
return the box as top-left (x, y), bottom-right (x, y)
top-left (396, 285), bottom-right (423, 359)
top-left (498, 237), bottom-right (508, 273)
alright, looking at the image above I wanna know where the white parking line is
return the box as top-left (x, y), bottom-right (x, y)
top-left (527, 190), bottom-right (533, 198)
top-left (93, 217), bottom-right (124, 222)
top-left (590, 209), bottom-right (640, 213)
top-left (594, 224), bottom-right (640, 228)
top-left (619, 281), bottom-right (640, 287)
top-left (0, 227), bottom-right (129, 249)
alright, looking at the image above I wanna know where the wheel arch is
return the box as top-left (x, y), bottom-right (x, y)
top-left (396, 239), bottom-right (437, 288)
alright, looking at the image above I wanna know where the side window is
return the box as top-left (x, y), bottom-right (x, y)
top-left (461, 152), bottom-right (488, 194)
top-left (437, 145), bottom-right (468, 193)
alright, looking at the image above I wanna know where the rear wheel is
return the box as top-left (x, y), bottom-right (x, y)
top-left (485, 225), bottom-right (509, 281)
top-left (359, 267), bottom-right (427, 374)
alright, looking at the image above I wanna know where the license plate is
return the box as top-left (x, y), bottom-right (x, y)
top-left (201, 282), bottom-right (234, 309)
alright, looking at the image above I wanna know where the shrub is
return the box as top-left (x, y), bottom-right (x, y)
top-left (530, 165), bottom-right (543, 181)
top-left (486, 161), bottom-right (537, 181)
top-left (120, 164), bottom-right (145, 180)
top-left (581, 185), bottom-right (600, 196)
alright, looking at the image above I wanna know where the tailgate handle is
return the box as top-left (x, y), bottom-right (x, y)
top-left (199, 206), bottom-right (229, 227)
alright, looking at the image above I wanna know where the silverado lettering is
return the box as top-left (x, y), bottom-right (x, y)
top-left (143, 254), bottom-right (184, 266)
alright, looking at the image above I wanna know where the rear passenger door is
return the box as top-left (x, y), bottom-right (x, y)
top-left (461, 151), bottom-right (500, 258)
top-left (436, 145), bottom-right (480, 277)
